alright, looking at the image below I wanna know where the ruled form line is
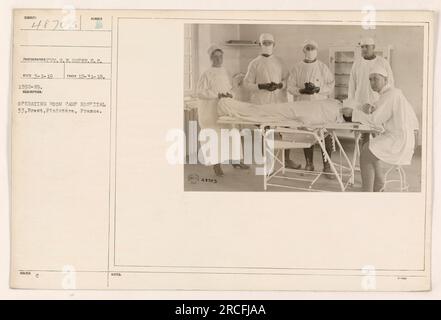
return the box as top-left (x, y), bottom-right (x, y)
top-left (20, 45), bottom-right (111, 48)
top-left (20, 29), bottom-right (111, 32)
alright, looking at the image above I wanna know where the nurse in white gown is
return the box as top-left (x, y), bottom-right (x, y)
top-left (196, 44), bottom-right (248, 176)
top-left (341, 66), bottom-right (418, 192)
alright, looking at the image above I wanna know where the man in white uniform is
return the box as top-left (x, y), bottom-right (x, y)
top-left (348, 37), bottom-right (394, 106)
top-left (197, 44), bottom-right (248, 176)
top-left (244, 33), bottom-right (301, 169)
top-left (244, 33), bottom-right (288, 104)
top-left (288, 40), bottom-right (336, 177)
top-left (288, 40), bottom-right (335, 101)
top-left (341, 66), bottom-right (418, 192)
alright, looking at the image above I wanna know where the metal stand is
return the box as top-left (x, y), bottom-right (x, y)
top-left (262, 127), bottom-right (354, 192)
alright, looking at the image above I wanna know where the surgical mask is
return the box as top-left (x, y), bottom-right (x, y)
top-left (261, 45), bottom-right (273, 55)
top-left (305, 49), bottom-right (317, 61)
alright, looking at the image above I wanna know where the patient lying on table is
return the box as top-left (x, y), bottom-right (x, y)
top-left (217, 97), bottom-right (343, 125)
top-left (217, 97), bottom-right (345, 179)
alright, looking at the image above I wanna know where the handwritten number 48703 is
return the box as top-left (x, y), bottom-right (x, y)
top-left (31, 19), bottom-right (78, 31)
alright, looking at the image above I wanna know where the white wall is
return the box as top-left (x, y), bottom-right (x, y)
top-left (238, 25), bottom-right (424, 124)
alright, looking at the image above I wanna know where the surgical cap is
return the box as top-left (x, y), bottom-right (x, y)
top-left (359, 37), bottom-right (375, 46)
top-left (369, 65), bottom-right (388, 78)
top-left (207, 44), bottom-right (223, 57)
top-left (259, 33), bottom-right (274, 43)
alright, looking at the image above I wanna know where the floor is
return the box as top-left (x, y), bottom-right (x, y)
top-left (184, 137), bottom-right (422, 192)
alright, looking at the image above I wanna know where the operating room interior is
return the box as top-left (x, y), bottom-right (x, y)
top-left (183, 24), bottom-right (424, 192)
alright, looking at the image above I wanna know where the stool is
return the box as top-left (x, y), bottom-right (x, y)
top-left (380, 165), bottom-right (409, 192)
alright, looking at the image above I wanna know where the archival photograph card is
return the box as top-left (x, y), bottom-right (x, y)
top-left (10, 9), bottom-right (433, 291)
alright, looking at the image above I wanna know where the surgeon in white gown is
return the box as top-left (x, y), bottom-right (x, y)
top-left (197, 44), bottom-right (248, 176)
top-left (244, 33), bottom-right (301, 169)
top-left (341, 66), bottom-right (418, 192)
top-left (288, 40), bottom-right (336, 178)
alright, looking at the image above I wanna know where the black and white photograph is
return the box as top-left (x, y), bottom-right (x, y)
top-left (184, 23), bottom-right (425, 192)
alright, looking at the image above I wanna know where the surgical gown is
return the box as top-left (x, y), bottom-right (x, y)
top-left (243, 55), bottom-right (288, 104)
top-left (196, 66), bottom-right (241, 165)
top-left (352, 85), bottom-right (419, 165)
top-left (348, 56), bottom-right (394, 105)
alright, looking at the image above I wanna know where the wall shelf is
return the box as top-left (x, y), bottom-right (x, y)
top-left (329, 45), bottom-right (392, 100)
top-left (224, 41), bottom-right (259, 47)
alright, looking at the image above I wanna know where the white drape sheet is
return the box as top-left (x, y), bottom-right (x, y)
top-left (217, 98), bottom-right (343, 125)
